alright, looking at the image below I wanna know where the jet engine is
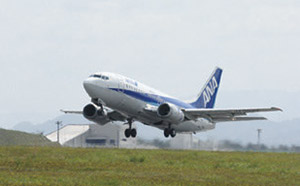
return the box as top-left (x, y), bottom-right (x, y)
top-left (157, 103), bottom-right (185, 124)
top-left (83, 103), bottom-right (110, 125)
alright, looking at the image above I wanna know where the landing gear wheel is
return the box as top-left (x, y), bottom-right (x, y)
top-left (164, 128), bottom-right (170, 138)
top-left (125, 129), bottom-right (131, 138)
top-left (170, 129), bottom-right (176, 138)
top-left (131, 128), bottom-right (137, 138)
top-left (125, 118), bottom-right (134, 138)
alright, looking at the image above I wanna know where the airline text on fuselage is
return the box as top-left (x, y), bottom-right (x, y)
top-left (203, 76), bottom-right (218, 107)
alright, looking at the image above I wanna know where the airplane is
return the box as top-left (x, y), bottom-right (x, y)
top-left (62, 67), bottom-right (282, 138)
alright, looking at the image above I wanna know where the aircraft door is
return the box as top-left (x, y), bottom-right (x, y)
top-left (117, 80), bottom-right (127, 108)
top-left (118, 80), bottom-right (125, 93)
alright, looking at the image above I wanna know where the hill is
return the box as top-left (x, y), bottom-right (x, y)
top-left (12, 114), bottom-right (300, 146)
top-left (0, 128), bottom-right (59, 146)
top-left (0, 147), bottom-right (299, 185)
top-left (12, 114), bottom-right (90, 134)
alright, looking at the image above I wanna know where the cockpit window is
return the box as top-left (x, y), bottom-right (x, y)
top-left (94, 75), bottom-right (102, 78)
top-left (89, 74), bottom-right (109, 80)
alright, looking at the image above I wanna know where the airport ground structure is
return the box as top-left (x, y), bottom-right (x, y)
top-left (45, 122), bottom-right (206, 150)
top-left (46, 123), bottom-right (137, 148)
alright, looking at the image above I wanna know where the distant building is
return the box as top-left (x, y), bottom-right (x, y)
top-left (170, 133), bottom-right (201, 150)
top-left (46, 123), bottom-right (137, 148)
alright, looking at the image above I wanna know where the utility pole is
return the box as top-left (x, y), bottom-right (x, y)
top-left (56, 121), bottom-right (62, 144)
top-left (257, 129), bottom-right (262, 149)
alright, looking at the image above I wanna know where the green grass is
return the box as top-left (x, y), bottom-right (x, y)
top-left (0, 147), bottom-right (299, 186)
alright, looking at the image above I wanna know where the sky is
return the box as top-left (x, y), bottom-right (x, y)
top-left (0, 0), bottom-right (300, 127)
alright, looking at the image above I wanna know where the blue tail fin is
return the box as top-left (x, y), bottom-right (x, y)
top-left (190, 67), bottom-right (223, 108)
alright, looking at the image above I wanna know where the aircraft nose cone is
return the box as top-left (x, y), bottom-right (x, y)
top-left (83, 78), bottom-right (91, 89)
top-left (83, 78), bottom-right (98, 95)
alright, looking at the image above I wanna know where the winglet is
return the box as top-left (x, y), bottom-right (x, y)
top-left (271, 107), bottom-right (283, 112)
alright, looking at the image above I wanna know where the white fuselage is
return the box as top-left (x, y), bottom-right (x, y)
top-left (83, 72), bottom-right (215, 133)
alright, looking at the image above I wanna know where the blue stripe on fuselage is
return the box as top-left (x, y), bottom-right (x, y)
top-left (110, 88), bottom-right (195, 109)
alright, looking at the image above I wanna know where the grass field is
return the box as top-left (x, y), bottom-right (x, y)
top-left (0, 147), bottom-right (299, 186)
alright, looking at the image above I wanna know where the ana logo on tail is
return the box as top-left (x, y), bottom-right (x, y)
top-left (203, 76), bottom-right (218, 107)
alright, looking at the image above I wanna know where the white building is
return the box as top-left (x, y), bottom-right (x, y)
top-left (170, 133), bottom-right (201, 150)
top-left (46, 123), bottom-right (137, 148)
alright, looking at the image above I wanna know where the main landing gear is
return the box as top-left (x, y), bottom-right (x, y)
top-left (124, 119), bottom-right (137, 138)
top-left (164, 124), bottom-right (176, 138)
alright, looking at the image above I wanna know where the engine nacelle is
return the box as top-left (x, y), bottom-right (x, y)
top-left (83, 104), bottom-right (110, 125)
top-left (157, 103), bottom-right (185, 124)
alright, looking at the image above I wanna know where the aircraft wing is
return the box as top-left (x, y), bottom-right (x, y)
top-left (107, 111), bottom-right (127, 121)
top-left (60, 109), bottom-right (127, 122)
top-left (182, 107), bottom-right (282, 123)
top-left (60, 110), bottom-right (83, 114)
